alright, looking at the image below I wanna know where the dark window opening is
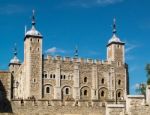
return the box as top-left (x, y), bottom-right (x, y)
top-left (61, 75), bottom-right (63, 79)
top-left (45, 74), bottom-right (47, 78)
top-left (101, 91), bottom-right (104, 97)
top-left (53, 74), bottom-right (55, 78)
top-left (118, 80), bottom-right (121, 85)
top-left (46, 87), bottom-right (50, 93)
top-left (84, 90), bottom-right (87, 96)
top-left (101, 78), bottom-right (104, 84)
top-left (118, 92), bottom-right (121, 98)
top-left (84, 77), bottom-right (87, 82)
top-left (64, 75), bottom-right (66, 79)
top-left (50, 74), bottom-right (52, 78)
top-left (65, 88), bottom-right (69, 94)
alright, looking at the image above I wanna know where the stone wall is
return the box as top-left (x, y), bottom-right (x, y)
top-left (106, 104), bottom-right (125, 115)
top-left (42, 55), bottom-right (127, 101)
top-left (9, 100), bottom-right (106, 115)
top-left (0, 71), bottom-right (12, 113)
top-left (1, 94), bottom-right (150, 115)
top-left (125, 95), bottom-right (150, 115)
top-left (0, 71), bottom-right (11, 100)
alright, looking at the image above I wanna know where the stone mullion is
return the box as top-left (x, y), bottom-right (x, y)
top-left (54, 63), bottom-right (61, 100)
top-left (73, 63), bottom-right (80, 100)
top-left (91, 65), bottom-right (98, 100)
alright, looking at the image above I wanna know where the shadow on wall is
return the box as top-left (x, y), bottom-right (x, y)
top-left (0, 80), bottom-right (12, 113)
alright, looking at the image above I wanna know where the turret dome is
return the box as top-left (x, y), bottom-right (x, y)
top-left (25, 10), bottom-right (42, 37)
top-left (25, 26), bottom-right (42, 37)
top-left (108, 34), bottom-right (121, 44)
top-left (9, 44), bottom-right (21, 65)
top-left (108, 18), bottom-right (123, 44)
top-left (10, 56), bottom-right (20, 64)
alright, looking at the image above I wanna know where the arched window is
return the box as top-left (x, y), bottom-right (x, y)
top-left (84, 90), bottom-right (87, 96)
top-left (46, 87), bottom-right (50, 93)
top-left (118, 80), bottom-right (121, 85)
top-left (61, 75), bottom-right (63, 79)
top-left (65, 88), bottom-right (69, 94)
top-left (50, 74), bottom-right (52, 78)
top-left (118, 92), bottom-right (121, 98)
top-left (101, 91), bottom-right (104, 97)
top-left (101, 78), bottom-right (104, 84)
top-left (45, 74), bottom-right (47, 78)
top-left (53, 74), bottom-right (55, 78)
top-left (64, 75), bottom-right (66, 79)
top-left (84, 77), bottom-right (87, 83)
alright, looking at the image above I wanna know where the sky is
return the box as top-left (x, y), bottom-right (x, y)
top-left (0, 0), bottom-right (150, 94)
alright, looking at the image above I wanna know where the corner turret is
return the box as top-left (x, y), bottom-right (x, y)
top-left (107, 18), bottom-right (125, 66)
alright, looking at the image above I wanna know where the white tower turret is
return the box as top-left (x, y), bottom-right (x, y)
top-left (107, 18), bottom-right (125, 66)
top-left (24, 10), bottom-right (43, 99)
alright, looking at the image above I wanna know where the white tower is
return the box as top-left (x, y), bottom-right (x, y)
top-left (9, 44), bottom-right (21, 99)
top-left (24, 10), bottom-right (43, 99)
top-left (107, 18), bottom-right (125, 66)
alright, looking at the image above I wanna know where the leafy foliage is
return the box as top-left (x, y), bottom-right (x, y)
top-left (146, 64), bottom-right (150, 85)
top-left (135, 83), bottom-right (146, 95)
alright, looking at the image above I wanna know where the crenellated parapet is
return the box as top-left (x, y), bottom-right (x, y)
top-left (44, 55), bottom-right (112, 65)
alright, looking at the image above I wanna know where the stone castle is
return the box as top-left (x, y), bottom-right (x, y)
top-left (0, 11), bottom-right (150, 115)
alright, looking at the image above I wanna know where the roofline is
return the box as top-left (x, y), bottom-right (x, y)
top-left (8, 63), bottom-right (21, 66)
top-left (107, 42), bottom-right (125, 47)
top-left (24, 35), bottom-right (43, 41)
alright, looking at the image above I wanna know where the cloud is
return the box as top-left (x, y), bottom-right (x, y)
top-left (125, 42), bottom-right (139, 61)
top-left (97, 0), bottom-right (123, 5)
top-left (125, 43), bottom-right (138, 53)
top-left (0, 4), bottom-right (26, 15)
top-left (63, 0), bottom-right (124, 8)
top-left (131, 83), bottom-right (140, 90)
top-left (45, 47), bottom-right (66, 55)
top-left (89, 51), bottom-right (99, 55)
top-left (129, 65), bottom-right (138, 72)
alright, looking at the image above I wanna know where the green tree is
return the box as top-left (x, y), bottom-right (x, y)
top-left (135, 83), bottom-right (146, 95)
top-left (146, 64), bottom-right (150, 85)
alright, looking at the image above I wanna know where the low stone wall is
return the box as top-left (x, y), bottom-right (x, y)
top-left (126, 95), bottom-right (145, 114)
top-left (106, 104), bottom-right (125, 115)
top-left (10, 100), bottom-right (106, 115)
top-left (126, 95), bottom-right (150, 115)
top-left (1, 94), bottom-right (150, 115)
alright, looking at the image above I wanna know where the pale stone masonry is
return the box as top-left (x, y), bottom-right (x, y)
top-left (7, 14), bottom-right (129, 102)
top-left (4, 12), bottom-right (150, 115)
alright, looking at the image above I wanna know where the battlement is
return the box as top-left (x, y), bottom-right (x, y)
top-left (45, 55), bottom-right (112, 65)
top-left (11, 99), bottom-right (126, 108)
